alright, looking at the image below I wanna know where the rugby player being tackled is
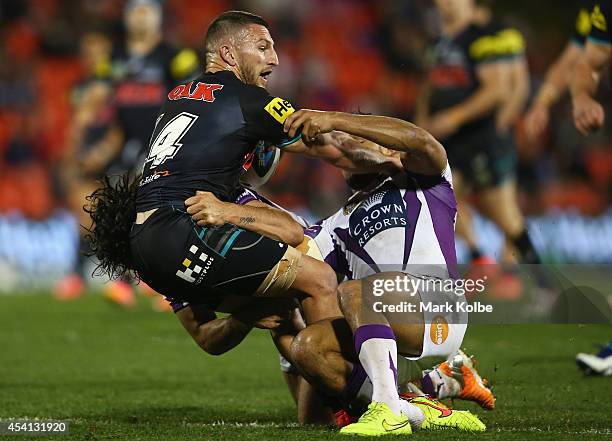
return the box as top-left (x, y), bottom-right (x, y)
top-left (186, 111), bottom-right (493, 435)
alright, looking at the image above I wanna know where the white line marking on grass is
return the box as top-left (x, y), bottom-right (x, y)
top-left (183, 422), bottom-right (303, 429)
top-left (495, 427), bottom-right (612, 435)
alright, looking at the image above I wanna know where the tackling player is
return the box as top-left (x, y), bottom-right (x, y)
top-left (186, 110), bottom-right (491, 435)
top-left (86, 11), bottom-right (349, 341)
top-left (571, 0), bottom-right (612, 134)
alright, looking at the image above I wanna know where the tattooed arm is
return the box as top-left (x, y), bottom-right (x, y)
top-left (185, 191), bottom-right (304, 247)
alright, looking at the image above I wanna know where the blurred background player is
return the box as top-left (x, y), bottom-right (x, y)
top-left (570, 1), bottom-right (612, 374)
top-left (576, 342), bottom-right (612, 376)
top-left (55, 0), bottom-right (199, 306)
top-left (54, 30), bottom-right (113, 300)
top-left (571, 0), bottom-right (612, 135)
top-left (419, 0), bottom-right (540, 296)
top-left (524, 0), bottom-right (596, 141)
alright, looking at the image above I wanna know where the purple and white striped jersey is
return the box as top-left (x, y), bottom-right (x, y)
top-left (306, 164), bottom-right (458, 281)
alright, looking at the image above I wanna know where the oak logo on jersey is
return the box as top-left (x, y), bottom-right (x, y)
top-left (168, 81), bottom-right (224, 102)
top-left (430, 315), bottom-right (449, 345)
top-left (176, 244), bottom-right (215, 284)
top-left (264, 97), bottom-right (295, 124)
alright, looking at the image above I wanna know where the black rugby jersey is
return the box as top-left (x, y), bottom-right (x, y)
top-left (110, 42), bottom-right (199, 161)
top-left (426, 23), bottom-right (523, 139)
top-left (136, 70), bottom-right (300, 211)
top-left (589, 1), bottom-right (612, 45)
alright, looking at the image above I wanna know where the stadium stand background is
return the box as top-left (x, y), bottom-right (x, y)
top-left (0, 0), bottom-right (611, 290)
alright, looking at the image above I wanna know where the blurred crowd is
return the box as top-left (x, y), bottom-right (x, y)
top-left (0, 0), bottom-right (611, 286)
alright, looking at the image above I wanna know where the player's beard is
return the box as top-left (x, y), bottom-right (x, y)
top-left (239, 61), bottom-right (263, 88)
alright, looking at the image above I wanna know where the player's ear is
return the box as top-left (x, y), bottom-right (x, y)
top-left (220, 44), bottom-right (237, 67)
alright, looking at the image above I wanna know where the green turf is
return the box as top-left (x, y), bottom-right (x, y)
top-left (0, 294), bottom-right (610, 440)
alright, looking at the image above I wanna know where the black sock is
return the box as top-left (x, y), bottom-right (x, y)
top-left (470, 247), bottom-right (483, 261)
top-left (75, 237), bottom-right (92, 277)
top-left (511, 229), bottom-right (540, 264)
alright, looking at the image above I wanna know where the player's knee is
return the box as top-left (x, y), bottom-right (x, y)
top-left (290, 326), bottom-right (323, 368)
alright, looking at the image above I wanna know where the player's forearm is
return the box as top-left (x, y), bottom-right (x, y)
top-left (195, 316), bottom-right (253, 355)
top-left (571, 62), bottom-right (599, 100)
top-left (222, 202), bottom-right (304, 247)
top-left (571, 56), bottom-right (601, 100)
top-left (298, 135), bottom-right (402, 175)
top-left (328, 114), bottom-right (446, 174)
top-left (83, 126), bottom-right (124, 171)
top-left (535, 43), bottom-right (582, 107)
top-left (446, 84), bottom-right (503, 127)
top-left (497, 60), bottom-right (530, 128)
top-left (415, 82), bottom-right (432, 125)
top-left (331, 113), bottom-right (436, 155)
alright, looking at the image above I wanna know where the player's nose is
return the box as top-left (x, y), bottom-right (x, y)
top-left (268, 49), bottom-right (279, 66)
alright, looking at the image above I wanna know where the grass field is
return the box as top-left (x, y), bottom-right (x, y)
top-left (1, 294), bottom-right (610, 440)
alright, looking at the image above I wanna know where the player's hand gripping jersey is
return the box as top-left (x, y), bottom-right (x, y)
top-left (136, 70), bottom-right (300, 211)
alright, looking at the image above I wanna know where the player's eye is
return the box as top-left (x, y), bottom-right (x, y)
top-left (259, 47), bottom-right (266, 51)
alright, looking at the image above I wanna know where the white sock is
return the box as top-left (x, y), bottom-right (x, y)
top-left (399, 400), bottom-right (425, 429)
top-left (422, 367), bottom-right (461, 399)
top-left (357, 337), bottom-right (401, 415)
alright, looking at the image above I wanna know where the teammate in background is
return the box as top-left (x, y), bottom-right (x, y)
top-left (571, 0), bottom-right (612, 135)
top-left (418, 0), bottom-right (541, 274)
top-left (79, 0), bottom-right (199, 306)
top-left (55, 31), bottom-right (114, 301)
top-left (525, 0), bottom-right (596, 141)
top-left (82, 0), bottom-right (199, 176)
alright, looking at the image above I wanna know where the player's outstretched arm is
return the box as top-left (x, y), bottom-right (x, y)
top-left (571, 41), bottom-right (611, 135)
top-left (185, 191), bottom-right (304, 247)
top-left (176, 299), bottom-right (295, 356)
top-left (284, 110), bottom-right (447, 175)
top-left (425, 62), bottom-right (504, 140)
top-left (497, 56), bottom-right (530, 133)
top-left (524, 42), bottom-right (583, 140)
top-left (176, 304), bottom-right (253, 355)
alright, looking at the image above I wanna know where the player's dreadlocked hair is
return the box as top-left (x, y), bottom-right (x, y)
top-left (84, 173), bottom-right (139, 280)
